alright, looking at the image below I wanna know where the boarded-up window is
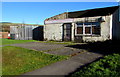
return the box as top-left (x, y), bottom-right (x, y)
top-left (84, 23), bottom-right (91, 34)
top-left (92, 26), bottom-right (100, 34)
top-left (92, 22), bottom-right (100, 35)
top-left (76, 22), bottom-right (100, 35)
top-left (77, 27), bottom-right (83, 34)
top-left (76, 23), bottom-right (83, 34)
top-left (85, 27), bottom-right (91, 34)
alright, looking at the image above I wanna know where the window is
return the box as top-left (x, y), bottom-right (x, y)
top-left (84, 23), bottom-right (92, 34)
top-left (92, 22), bottom-right (100, 35)
top-left (77, 27), bottom-right (83, 34)
top-left (76, 23), bottom-right (83, 34)
top-left (76, 22), bottom-right (100, 35)
top-left (85, 27), bottom-right (91, 34)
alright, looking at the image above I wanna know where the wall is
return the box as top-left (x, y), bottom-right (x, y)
top-left (74, 15), bottom-right (111, 42)
top-left (44, 15), bottom-right (112, 42)
top-left (112, 9), bottom-right (120, 40)
top-left (45, 13), bottom-right (67, 21)
top-left (0, 32), bottom-right (9, 38)
top-left (10, 26), bottom-right (41, 40)
top-left (71, 23), bottom-right (75, 41)
top-left (44, 23), bottom-right (63, 41)
top-left (10, 26), bottom-right (33, 40)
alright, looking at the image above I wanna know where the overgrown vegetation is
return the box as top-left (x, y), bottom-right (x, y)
top-left (70, 53), bottom-right (120, 77)
top-left (2, 46), bottom-right (68, 75)
top-left (1, 39), bottom-right (37, 45)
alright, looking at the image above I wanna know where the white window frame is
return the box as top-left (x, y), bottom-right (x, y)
top-left (84, 23), bottom-right (92, 35)
top-left (75, 23), bottom-right (83, 36)
top-left (75, 22), bottom-right (100, 36)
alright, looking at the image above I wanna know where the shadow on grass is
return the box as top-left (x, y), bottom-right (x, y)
top-left (65, 40), bottom-right (120, 55)
top-left (66, 57), bottom-right (103, 77)
top-left (65, 40), bottom-right (120, 77)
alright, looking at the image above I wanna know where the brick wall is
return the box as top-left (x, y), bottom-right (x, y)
top-left (0, 32), bottom-right (9, 38)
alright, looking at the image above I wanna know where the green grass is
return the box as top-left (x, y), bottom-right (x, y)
top-left (0, 47), bottom-right (2, 76)
top-left (2, 46), bottom-right (68, 75)
top-left (0, 39), bottom-right (84, 46)
top-left (1, 39), bottom-right (37, 45)
top-left (70, 53), bottom-right (120, 77)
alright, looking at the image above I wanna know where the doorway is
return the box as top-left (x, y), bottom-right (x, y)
top-left (63, 23), bottom-right (72, 41)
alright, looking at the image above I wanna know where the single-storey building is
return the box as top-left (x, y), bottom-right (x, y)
top-left (0, 32), bottom-right (10, 39)
top-left (44, 6), bottom-right (120, 42)
top-left (10, 25), bottom-right (43, 40)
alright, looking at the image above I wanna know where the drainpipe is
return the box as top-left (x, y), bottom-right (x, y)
top-left (110, 14), bottom-right (113, 40)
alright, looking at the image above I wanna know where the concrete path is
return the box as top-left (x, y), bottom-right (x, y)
top-left (3, 42), bottom-right (103, 76)
top-left (23, 51), bottom-right (103, 75)
top-left (0, 45), bottom-right (11, 47)
top-left (11, 42), bottom-right (66, 51)
top-left (10, 42), bottom-right (84, 55)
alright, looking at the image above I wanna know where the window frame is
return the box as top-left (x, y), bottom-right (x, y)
top-left (92, 23), bottom-right (101, 35)
top-left (84, 22), bottom-right (92, 35)
top-left (75, 22), bottom-right (100, 36)
top-left (75, 23), bottom-right (83, 36)
top-left (85, 26), bottom-right (92, 35)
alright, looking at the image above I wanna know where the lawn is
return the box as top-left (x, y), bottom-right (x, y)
top-left (0, 39), bottom-right (81, 46)
top-left (70, 53), bottom-right (120, 77)
top-left (2, 46), bottom-right (68, 75)
top-left (0, 47), bottom-right (1, 76)
top-left (1, 39), bottom-right (37, 45)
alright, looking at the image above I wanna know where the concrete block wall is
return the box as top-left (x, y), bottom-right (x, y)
top-left (44, 23), bottom-right (63, 41)
top-left (45, 13), bottom-right (67, 21)
top-left (44, 15), bottom-right (112, 42)
top-left (73, 15), bottom-right (111, 42)
top-left (83, 15), bottom-right (111, 42)
top-left (0, 32), bottom-right (9, 38)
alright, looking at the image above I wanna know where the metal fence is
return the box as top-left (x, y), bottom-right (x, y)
top-left (10, 25), bottom-right (39, 40)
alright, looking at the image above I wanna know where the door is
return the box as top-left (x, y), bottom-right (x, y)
top-left (63, 23), bottom-right (72, 41)
top-left (33, 26), bottom-right (44, 41)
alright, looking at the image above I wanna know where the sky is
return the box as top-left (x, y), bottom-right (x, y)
top-left (2, 2), bottom-right (119, 25)
top-left (2, 0), bottom-right (118, 2)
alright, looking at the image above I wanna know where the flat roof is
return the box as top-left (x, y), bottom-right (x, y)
top-left (68, 6), bottom-right (119, 18)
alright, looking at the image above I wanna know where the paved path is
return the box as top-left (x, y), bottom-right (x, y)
top-left (2, 42), bottom-right (103, 76)
top-left (10, 42), bottom-right (84, 55)
top-left (23, 51), bottom-right (103, 75)
top-left (0, 45), bottom-right (11, 47)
